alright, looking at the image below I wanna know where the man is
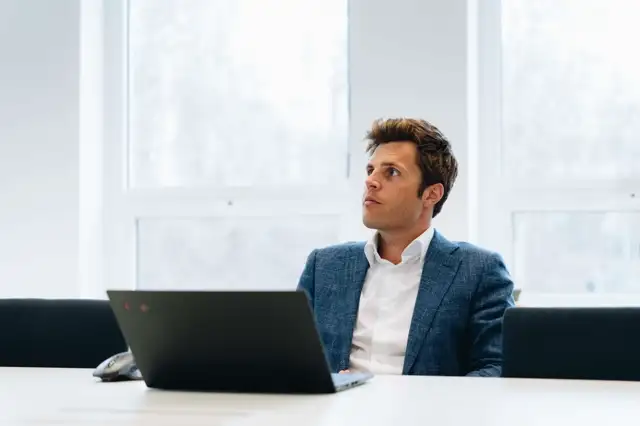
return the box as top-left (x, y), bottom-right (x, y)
top-left (297, 118), bottom-right (515, 377)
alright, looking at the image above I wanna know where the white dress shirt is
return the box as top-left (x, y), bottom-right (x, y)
top-left (349, 227), bottom-right (434, 375)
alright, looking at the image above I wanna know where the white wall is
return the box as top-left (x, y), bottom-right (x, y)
top-left (0, 0), bottom-right (80, 298)
top-left (345, 0), bottom-right (474, 243)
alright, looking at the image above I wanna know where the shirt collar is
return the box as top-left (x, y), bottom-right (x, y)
top-left (364, 226), bottom-right (435, 266)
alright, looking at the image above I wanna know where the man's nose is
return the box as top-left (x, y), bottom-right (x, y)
top-left (365, 173), bottom-right (381, 190)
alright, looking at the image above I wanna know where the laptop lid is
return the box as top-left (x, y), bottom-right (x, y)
top-left (106, 290), bottom-right (338, 393)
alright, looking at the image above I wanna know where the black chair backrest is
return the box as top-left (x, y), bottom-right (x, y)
top-left (0, 298), bottom-right (127, 368)
top-left (502, 307), bottom-right (640, 381)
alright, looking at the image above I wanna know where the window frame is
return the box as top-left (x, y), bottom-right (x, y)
top-left (476, 0), bottom-right (640, 303)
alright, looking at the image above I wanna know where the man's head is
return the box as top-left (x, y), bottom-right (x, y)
top-left (362, 118), bottom-right (458, 233)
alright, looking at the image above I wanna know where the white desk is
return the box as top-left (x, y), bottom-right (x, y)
top-left (1, 367), bottom-right (639, 425)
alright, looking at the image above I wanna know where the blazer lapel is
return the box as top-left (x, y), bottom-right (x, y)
top-left (403, 231), bottom-right (461, 374)
top-left (336, 246), bottom-right (369, 371)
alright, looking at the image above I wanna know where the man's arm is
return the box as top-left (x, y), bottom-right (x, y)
top-left (466, 252), bottom-right (515, 377)
top-left (296, 249), bottom-right (318, 307)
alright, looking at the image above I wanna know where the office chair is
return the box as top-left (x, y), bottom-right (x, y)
top-left (502, 307), bottom-right (640, 381)
top-left (0, 298), bottom-right (127, 368)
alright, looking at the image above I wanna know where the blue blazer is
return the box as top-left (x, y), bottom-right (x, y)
top-left (297, 230), bottom-right (515, 377)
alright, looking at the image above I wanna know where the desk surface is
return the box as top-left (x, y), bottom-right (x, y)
top-left (1, 367), bottom-right (639, 425)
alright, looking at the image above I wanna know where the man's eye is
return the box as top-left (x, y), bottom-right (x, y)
top-left (388, 168), bottom-right (399, 177)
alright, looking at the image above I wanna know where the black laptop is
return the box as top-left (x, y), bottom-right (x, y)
top-left (106, 290), bottom-right (372, 393)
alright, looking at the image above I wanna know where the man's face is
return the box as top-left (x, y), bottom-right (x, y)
top-left (362, 141), bottom-right (426, 232)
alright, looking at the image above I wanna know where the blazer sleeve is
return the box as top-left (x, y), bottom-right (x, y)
top-left (296, 249), bottom-right (318, 307)
top-left (466, 252), bottom-right (515, 377)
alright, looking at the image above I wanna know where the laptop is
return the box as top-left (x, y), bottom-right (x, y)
top-left (502, 307), bottom-right (640, 381)
top-left (106, 290), bottom-right (373, 393)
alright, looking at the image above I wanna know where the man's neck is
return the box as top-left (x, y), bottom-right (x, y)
top-left (377, 225), bottom-right (430, 265)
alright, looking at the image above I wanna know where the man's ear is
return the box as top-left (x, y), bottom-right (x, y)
top-left (422, 183), bottom-right (444, 208)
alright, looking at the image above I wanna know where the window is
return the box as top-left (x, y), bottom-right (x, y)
top-left (479, 0), bottom-right (640, 297)
top-left (502, 0), bottom-right (640, 184)
top-left (513, 212), bottom-right (640, 294)
top-left (136, 216), bottom-right (341, 290)
top-left (102, 0), bottom-right (350, 292)
top-left (128, 0), bottom-right (349, 188)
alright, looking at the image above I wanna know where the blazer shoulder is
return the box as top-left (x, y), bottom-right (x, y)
top-left (454, 241), bottom-right (497, 256)
top-left (452, 241), bottom-right (505, 266)
top-left (314, 241), bottom-right (365, 262)
top-left (450, 241), bottom-right (513, 293)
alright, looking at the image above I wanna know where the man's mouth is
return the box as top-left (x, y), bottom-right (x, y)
top-left (364, 196), bottom-right (381, 206)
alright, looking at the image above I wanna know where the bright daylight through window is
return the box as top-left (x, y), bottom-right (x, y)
top-left (128, 0), bottom-right (349, 188)
top-left (501, 0), bottom-right (640, 294)
top-left (124, 0), bottom-right (349, 290)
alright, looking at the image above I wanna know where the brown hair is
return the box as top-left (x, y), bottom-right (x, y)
top-left (365, 118), bottom-right (458, 217)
